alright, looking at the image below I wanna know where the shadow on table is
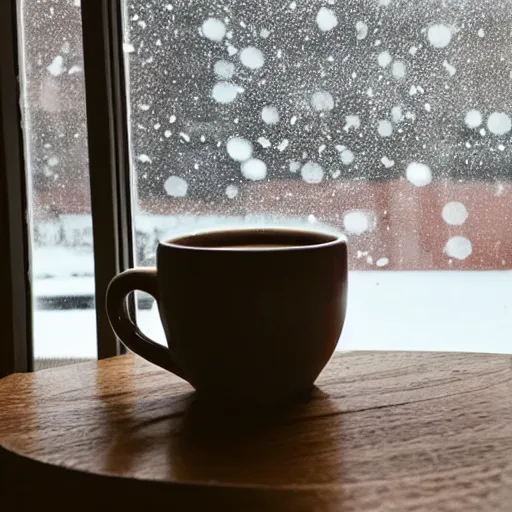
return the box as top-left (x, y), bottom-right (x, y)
top-left (99, 383), bottom-right (346, 489)
top-left (165, 387), bottom-right (346, 488)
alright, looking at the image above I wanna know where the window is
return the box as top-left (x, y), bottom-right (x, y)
top-left (19, 0), bottom-right (97, 366)
top-left (1, 0), bottom-right (511, 376)
top-left (124, 0), bottom-right (512, 353)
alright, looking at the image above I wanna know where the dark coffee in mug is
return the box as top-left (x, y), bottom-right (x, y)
top-left (169, 228), bottom-right (334, 249)
top-left (106, 227), bottom-right (348, 406)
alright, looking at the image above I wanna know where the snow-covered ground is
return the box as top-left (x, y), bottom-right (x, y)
top-left (31, 216), bottom-right (512, 359)
top-left (34, 270), bottom-right (512, 359)
top-left (35, 276), bottom-right (94, 297)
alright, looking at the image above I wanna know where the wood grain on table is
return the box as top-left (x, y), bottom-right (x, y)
top-left (1, 351), bottom-right (512, 511)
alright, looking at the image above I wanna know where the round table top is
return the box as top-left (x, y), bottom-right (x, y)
top-left (1, 351), bottom-right (512, 511)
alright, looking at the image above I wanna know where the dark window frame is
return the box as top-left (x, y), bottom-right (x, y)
top-left (0, 0), bottom-right (33, 377)
top-left (81, 0), bottom-right (134, 360)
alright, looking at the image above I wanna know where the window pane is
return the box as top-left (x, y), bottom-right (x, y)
top-left (19, 0), bottom-right (97, 367)
top-left (123, 1), bottom-right (512, 353)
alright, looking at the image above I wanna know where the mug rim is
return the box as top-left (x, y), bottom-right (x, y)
top-left (159, 227), bottom-right (346, 252)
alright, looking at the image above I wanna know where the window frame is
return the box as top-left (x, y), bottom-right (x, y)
top-left (0, 0), bottom-right (32, 377)
top-left (81, 0), bottom-right (134, 359)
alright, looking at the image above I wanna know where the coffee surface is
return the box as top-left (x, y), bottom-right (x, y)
top-left (167, 228), bottom-right (336, 249)
top-left (216, 244), bottom-right (296, 249)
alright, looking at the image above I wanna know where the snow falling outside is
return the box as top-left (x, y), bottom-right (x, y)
top-left (26, 0), bottom-right (512, 359)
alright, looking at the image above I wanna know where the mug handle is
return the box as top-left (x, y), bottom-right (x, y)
top-left (106, 268), bottom-right (186, 379)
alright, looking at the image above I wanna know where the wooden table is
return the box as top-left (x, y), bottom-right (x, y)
top-left (1, 352), bottom-right (512, 511)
